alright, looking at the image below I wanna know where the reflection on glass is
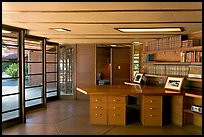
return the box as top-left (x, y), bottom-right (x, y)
top-left (25, 99), bottom-right (42, 107)
top-left (2, 95), bottom-right (19, 112)
top-left (25, 87), bottom-right (42, 100)
top-left (2, 79), bottom-right (19, 95)
top-left (2, 110), bottom-right (19, 122)
top-left (46, 64), bottom-right (57, 72)
top-left (46, 73), bottom-right (57, 82)
top-left (46, 53), bottom-right (57, 62)
top-left (46, 82), bottom-right (57, 92)
top-left (46, 92), bottom-right (57, 97)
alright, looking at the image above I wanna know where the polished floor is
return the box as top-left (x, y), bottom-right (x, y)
top-left (2, 97), bottom-right (202, 135)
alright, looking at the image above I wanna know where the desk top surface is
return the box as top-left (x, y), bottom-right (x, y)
top-left (77, 83), bottom-right (185, 96)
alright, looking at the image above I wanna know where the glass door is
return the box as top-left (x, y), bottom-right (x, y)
top-left (46, 42), bottom-right (59, 101)
top-left (2, 32), bottom-right (21, 123)
top-left (24, 36), bottom-right (44, 110)
top-left (2, 25), bottom-right (26, 128)
top-left (59, 46), bottom-right (74, 96)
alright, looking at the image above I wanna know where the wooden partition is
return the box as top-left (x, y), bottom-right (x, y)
top-left (76, 44), bottom-right (96, 99)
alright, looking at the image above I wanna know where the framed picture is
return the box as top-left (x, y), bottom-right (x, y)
top-left (133, 73), bottom-right (143, 83)
top-left (164, 76), bottom-right (184, 92)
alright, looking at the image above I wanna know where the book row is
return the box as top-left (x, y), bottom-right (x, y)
top-left (144, 64), bottom-right (189, 76)
top-left (180, 51), bottom-right (202, 62)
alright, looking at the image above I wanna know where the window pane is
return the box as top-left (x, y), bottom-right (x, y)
top-left (26, 75), bottom-right (42, 87)
top-left (25, 98), bottom-right (42, 107)
top-left (46, 64), bottom-right (57, 72)
top-left (25, 39), bottom-right (42, 50)
top-left (25, 50), bottom-right (42, 62)
top-left (46, 92), bottom-right (57, 97)
top-left (25, 87), bottom-right (42, 100)
top-left (26, 62), bottom-right (42, 75)
top-left (46, 73), bottom-right (57, 82)
top-left (2, 78), bottom-right (19, 95)
top-left (2, 94), bottom-right (19, 112)
top-left (2, 110), bottom-right (19, 122)
top-left (47, 82), bottom-right (57, 92)
top-left (46, 53), bottom-right (57, 62)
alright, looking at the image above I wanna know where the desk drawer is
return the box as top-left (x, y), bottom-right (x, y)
top-left (108, 110), bottom-right (126, 125)
top-left (143, 96), bottom-right (162, 104)
top-left (144, 112), bottom-right (162, 126)
top-left (90, 95), bottom-right (107, 103)
top-left (108, 96), bottom-right (126, 103)
top-left (90, 102), bottom-right (107, 110)
top-left (90, 110), bottom-right (107, 125)
top-left (108, 103), bottom-right (126, 111)
top-left (144, 103), bottom-right (162, 111)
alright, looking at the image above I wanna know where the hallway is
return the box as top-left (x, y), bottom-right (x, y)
top-left (2, 98), bottom-right (202, 135)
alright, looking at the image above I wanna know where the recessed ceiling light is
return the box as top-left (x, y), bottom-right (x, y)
top-left (115, 27), bottom-right (184, 33)
top-left (49, 28), bottom-right (71, 32)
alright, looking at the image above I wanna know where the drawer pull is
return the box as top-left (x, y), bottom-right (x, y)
top-left (95, 106), bottom-right (102, 109)
top-left (149, 115), bottom-right (153, 117)
top-left (95, 99), bottom-right (102, 102)
top-left (113, 106), bottom-right (120, 109)
top-left (149, 107), bottom-right (153, 110)
top-left (114, 99), bottom-right (120, 102)
top-left (96, 113), bottom-right (102, 116)
top-left (113, 114), bottom-right (120, 117)
top-left (150, 100), bottom-right (153, 103)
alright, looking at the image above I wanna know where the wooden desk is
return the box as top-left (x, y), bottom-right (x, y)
top-left (77, 84), bottom-right (184, 126)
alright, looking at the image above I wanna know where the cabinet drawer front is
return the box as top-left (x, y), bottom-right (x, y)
top-left (144, 103), bottom-right (162, 111)
top-left (90, 95), bottom-right (107, 103)
top-left (108, 110), bottom-right (126, 125)
top-left (90, 110), bottom-right (107, 125)
top-left (108, 103), bottom-right (126, 110)
top-left (143, 96), bottom-right (162, 104)
top-left (108, 96), bottom-right (126, 103)
top-left (90, 102), bottom-right (107, 110)
top-left (144, 113), bottom-right (162, 126)
top-left (144, 108), bottom-right (162, 117)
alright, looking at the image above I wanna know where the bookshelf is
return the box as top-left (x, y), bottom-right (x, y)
top-left (142, 31), bottom-right (202, 128)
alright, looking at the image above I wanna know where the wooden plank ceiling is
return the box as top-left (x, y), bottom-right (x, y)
top-left (2, 2), bottom-right (202, 46)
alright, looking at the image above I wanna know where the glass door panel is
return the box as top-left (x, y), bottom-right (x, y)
top-left (2, 31), bottom-right (21, 123)
top-left (59, 46), bottom-right (74, 96)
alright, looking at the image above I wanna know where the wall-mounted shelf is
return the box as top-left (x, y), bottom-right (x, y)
top-left (184, 109), bottom-right (202, 115)
top-left (144, 62), bottom-right (202, 66)
top-left (186, 78), bottom-right (202, 82)
top-left (144, 74), bottom-right (168, 78)
top-left (185, 93), bottom-right (202, 99)
top-left (144, 46), bottom-right (202, 54)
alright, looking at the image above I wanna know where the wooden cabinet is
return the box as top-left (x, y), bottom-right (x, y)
top-left (89, 95), bottom-right (127, 125)
top-left (108, 96), bottom-right (126, 125)
top-left (90, 95), bottom-right (108, 125)
top-left (183, 93), bottom-right (202, 127)
top-left (141, 95), bottom-right (162, 126)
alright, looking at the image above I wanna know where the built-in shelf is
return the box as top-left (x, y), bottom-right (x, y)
top-left (144, 62), bottom-right (202, 65)
top-left (144, 74), bottom-right (167, 78)
top-left (186, 78), bottom-right (202, 82)
top-left (143, 46), bottom-right (202, 54)
top-left (184, 109), bottom-right (202, 115)
top-left (185, 93), bottom-right (202, 99)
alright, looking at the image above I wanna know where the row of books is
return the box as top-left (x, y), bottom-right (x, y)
top-left (143, 35), bottom-right (201, 52)
top-left (144, 35), bottom-right (182, 52)
top-left (181, 39), bottom-right (200, 48)
top-left (180, 51), bottom-right (202, 62)
top-left (144, 64), bottom-right (189, 76)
